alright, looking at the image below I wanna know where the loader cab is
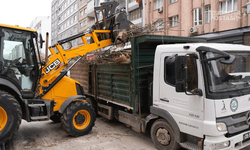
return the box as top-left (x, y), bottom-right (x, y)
top-left (0, 25), bottom-right (40, 98)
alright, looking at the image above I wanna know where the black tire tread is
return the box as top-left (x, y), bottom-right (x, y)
top-left (151, 119), bottom-right (180, 150)
top-left (0, 90), bottom-right (22, 144)
top-left (60, 101), bottom-right (96, 136)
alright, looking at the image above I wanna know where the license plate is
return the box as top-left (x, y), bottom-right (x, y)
top-left (243, 132), bottom-right (250, 141)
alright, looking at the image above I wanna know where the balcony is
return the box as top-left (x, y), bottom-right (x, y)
top-left (87, 0), bottom-right (109, 18)
top-left (87, 0), bottom-right (95, 17)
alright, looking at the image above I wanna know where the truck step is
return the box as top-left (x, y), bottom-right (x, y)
top-left (30, 116), bottom-right (49, 120)
top-left (179, 142), bottom-right (202, 150)
top-left (28, 104), bottom-right (46, 107)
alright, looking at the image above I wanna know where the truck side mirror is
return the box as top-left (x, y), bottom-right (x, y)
top-left (175, 54), bottom-right (203, 96)
top-left (175, 56), bottom-right (186, 92)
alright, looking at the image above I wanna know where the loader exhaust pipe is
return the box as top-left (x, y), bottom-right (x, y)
top-left (45, 32), bottom-right (49, 63)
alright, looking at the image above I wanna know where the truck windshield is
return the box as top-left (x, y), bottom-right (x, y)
top-left (205, 51), bottom-right (250, 93)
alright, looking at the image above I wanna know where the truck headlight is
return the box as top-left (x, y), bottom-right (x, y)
top-left (216, 123), bottom-right (227, 132)
top-left (210, 141), bottom-right (230, 149)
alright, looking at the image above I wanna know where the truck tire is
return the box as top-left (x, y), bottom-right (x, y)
top-left (50, 112), bottom-right (61, 123)
top-left (0, 90), bottom-right (22, 144)
top-left (151, 119), bottom-right (180, 150)
top-left (60, 101), bottom-right (96, 136)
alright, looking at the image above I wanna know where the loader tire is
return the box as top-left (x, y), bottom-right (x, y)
top-left (0, 90), bottom-right (22, 144)
top-left (61, 101), bottom-right (96, 136)
top-left (86, 97), bottom-right (97, 115)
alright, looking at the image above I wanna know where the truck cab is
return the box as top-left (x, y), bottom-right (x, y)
top-left (152, 43), bottom-right (250, 149)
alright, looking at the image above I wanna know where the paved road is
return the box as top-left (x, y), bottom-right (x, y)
top-left (10, 117), bottom-right (159, 150)
top-left (5, 117), bottom-right (250, 150)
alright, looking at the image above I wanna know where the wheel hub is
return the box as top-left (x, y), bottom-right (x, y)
top-left (156, 128), bottom-right (171, 145)
top-left (0, 106), bottom-right (8, 131)
top-left (75, 113), bottom-right (85, 124)
top-left (73, 110), bottom-right (91, 130)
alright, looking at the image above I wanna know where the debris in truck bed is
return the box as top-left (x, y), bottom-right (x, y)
top-left (81, 47), bottom-right (131, 64)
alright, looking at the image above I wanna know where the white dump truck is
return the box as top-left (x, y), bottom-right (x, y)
top-left (79, 34), bottom-right (250, 150)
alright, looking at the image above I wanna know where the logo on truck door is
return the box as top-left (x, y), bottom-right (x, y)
top-left (44, 59), bottom-right (61, 74)
top-left (230, 98), bottom-right (238, 112)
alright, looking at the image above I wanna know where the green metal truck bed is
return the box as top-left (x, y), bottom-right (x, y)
top-left (85, 35), bottom-right (206, 113)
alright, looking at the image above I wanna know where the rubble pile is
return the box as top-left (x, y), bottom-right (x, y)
top-left (81, 48), bottom-right (131, 64)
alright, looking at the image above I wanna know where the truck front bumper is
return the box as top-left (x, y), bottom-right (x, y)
top-left (204, 130), bottom-right (250, 150)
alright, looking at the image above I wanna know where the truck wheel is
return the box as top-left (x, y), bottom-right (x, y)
top-left (61, 101), bottom-right (96, 136)
top-left (50, 112), bottom-right (61, 123)
top-left (0, 90), bottom-right (22, 144)
top-left (151, 119), bottom-right (180, 150)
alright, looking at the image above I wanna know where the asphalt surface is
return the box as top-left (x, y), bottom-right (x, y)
top-left (2, 117), bottom-right (250, 150)
top-left (7, 117), bottom-right (159, 150)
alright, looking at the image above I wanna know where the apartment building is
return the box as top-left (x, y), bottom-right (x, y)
top-left (79, 0), bottom-right (93, 34)
top-left (78, 0), bottom-right (96, 46)
top-left (30, 16), bottom-right (51, 54)
top-left (51, 0), bottom-right (79, 48)
top-left (144, 0), bottom-right (250, 44)
top-left (127, 0), bottom-right (144, 27)
top-left (51, 0), bottom-right (59, 46)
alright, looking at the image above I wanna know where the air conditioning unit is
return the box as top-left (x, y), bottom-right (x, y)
top-left (158, 7), bottom-right (163, 13)
top-left (190, 27), bottom-right (198, 34)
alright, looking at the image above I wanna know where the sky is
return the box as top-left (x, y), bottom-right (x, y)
top-left (0, 0), bottom-right (52, 28)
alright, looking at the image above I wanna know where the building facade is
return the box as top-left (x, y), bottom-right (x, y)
top-left (127, 0), bottom-right (144, 27)
top-left (30, 16), bottom-right (51, 54)
top-left (144, 0), bottom-right (250, 38)
top-left (51, 0), bottom-right (59, 46)
top-left (51, 0), bottom-right (79, 48)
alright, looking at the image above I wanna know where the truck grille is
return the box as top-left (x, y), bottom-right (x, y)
top-left (217, 111), bottom-right (250, 137)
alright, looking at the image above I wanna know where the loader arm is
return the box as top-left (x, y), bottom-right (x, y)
top-left (38, 30), bottom-right (113, 96)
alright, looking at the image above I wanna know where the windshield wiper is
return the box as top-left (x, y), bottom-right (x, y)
top-left (228, 85), bottom-right (245, 98)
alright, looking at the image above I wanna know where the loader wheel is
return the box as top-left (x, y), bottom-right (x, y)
top-left (0, 90), bottom-right (22, 144)
top-left (151, 119), bottom-right (180, 150)
top-left (86, 97), bottom-right (97, 114)
top-left (50, 112), bottom-right (61, 123)
top-left (61, 101), bottom-right (96, 136)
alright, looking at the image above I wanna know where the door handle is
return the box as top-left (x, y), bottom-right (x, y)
top-left (160, 98), bottom-right (169, 102)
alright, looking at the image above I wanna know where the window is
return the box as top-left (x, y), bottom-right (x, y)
top-left (80, 22), bottom-right (83, 28)
top-left (2, 28), bottom-right (35, 90)
top-left (170, 16), bottom-right (179, 27)
top-left (169, 0), bottom-right (178, 4)
top-left (80, 11), bottom-right (83, 16)
top-left (149, 2), bottom-right (151, 12)
top-left (84, 8), bottom-right (87, 14)
top-left (74, 3), bottom-right (77, 10)
top-left (129, 8), bottom-right (142, 21)
top-left (164, 56), bottom-right (176, 86)
top-left (193, 8), bottom-right (202, 26)
top-left (155, 20), bottom-right (163, 30)
top-left (205, 5), bottom-right (211, 24)
top-left (84, 20), bottom-right (87, 26)
top-left (74, 15), bottom-right (77, 21)
top-left (129, 0), bottom-right (136, 3)
top-left (220, 0), bottom-right (238, 15)
top-left (154, 0), bottom-right (163, 9)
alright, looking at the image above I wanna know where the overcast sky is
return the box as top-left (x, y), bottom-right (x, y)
top-left (0, 0), bottom-right (52, 27)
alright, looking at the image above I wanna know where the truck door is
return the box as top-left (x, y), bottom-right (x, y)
top-left (159, 53), bottom-right (204, 138)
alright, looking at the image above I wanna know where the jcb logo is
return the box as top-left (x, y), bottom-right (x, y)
top-left (44, 59), bottom-right (61, 74)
